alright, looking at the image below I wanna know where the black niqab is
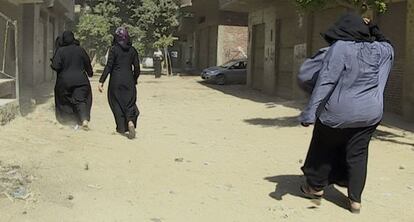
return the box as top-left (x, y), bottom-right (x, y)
top-left (322, 12), bottom-right (372, 45)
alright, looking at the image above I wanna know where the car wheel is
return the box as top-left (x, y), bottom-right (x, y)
top-left (216, 74), bottom-right (226, 85)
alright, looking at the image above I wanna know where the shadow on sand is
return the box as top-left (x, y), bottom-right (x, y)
top-left (198, 81), bottom-right (305, 110)
top-left (373, 129), bottom-right (414, 147)
top-left (264, 175), bottom-right (349, 211)
top-left (244, 116), bottom-right (300, 128)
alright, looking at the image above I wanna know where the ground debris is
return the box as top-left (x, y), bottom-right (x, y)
top-left (174, 158), bottom-right (184, 163)
top-left (87, 184), bottom-right (103, 190)
top-left (0, 162), bottom-right (34, 201)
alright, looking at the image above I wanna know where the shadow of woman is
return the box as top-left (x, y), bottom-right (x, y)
top-left (264, 175), bottom-right (350, 211)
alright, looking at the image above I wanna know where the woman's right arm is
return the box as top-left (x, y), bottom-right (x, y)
top-left (99, 47), bottom-right (115, 84)
top-left (299, 42), bottom-right (346, 125)
top-left (297, 47), bottom-right (329, 94)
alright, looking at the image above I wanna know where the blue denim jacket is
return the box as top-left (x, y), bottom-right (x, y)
top-left (299, 40), bottom-right (394, 128)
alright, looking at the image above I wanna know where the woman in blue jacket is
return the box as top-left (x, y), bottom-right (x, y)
top-left (298, 13), bottom-right (393, 213)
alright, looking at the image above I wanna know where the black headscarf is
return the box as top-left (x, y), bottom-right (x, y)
top-left (322, 12), bottom-right (373, 45)
top-left (61, 31), bottom-right (78, 46)
top-left (51, 31), bottom-right (80, 61)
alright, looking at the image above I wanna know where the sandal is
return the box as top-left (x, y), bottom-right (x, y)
top-left (300, 184), bottom-right (323, 199)
top-left (127, 121), bottom-right (136, 139)
top-left (349, 200), bottom-right (361, 214)
top-left (81, 120), bottom-right (90, 131)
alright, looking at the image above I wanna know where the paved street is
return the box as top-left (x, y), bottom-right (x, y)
top-left (1, 75), bottom-right (414, 222)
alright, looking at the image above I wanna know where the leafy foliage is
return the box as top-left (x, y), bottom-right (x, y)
top-left (75, 13), bottom-right (113, 57)
top-left (75, 0), bottom-right (179, 57)
top-left (132, 0), bottom-right (179, 54)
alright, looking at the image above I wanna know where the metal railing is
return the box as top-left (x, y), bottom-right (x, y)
top-left (0, 11), bottom-right (19, 103)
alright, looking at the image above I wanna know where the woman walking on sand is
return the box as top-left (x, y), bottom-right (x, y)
top-left (98, 27), bottom-right (140, 139)
top-left (298, 13), bottom-right (393, 213)
top-left (51, 31), bottom-right (93, 129)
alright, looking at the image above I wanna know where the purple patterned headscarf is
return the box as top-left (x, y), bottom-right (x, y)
top-left (114, 27), bottom-right (131, 49)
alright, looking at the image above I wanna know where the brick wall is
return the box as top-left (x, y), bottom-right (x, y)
top-left (217, 25), bottom-right (248, 65)
top-left (377, 1), bottom-right (407, 115)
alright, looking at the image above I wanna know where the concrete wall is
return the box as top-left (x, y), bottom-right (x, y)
top-left (176, 0), bottom-right (248, 72)
top-left (247, 2), bottom-right (310, 97)
top-left (1, 0), bottom-right (73, 102)
top-left (0, 0), bottom-right (24, 100)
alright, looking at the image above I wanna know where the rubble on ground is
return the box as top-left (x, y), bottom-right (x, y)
top-left (0, 162), bottom-right (34, 201)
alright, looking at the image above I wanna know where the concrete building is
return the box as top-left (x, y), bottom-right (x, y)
top-left (0, 0), bottom-right (74, 124)
top-left (220, 0), bottom-right (414, 122)
top-left (175, 0), bottom-right (249, 73)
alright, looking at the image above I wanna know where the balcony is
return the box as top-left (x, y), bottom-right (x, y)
top-left (48, 0), bottom-right (75, 20)
top-left (179, 0), bottom-right (192, 8)
top-left (6, 0), bottom-right (43, 4)
top-left (219, 0), bottom-right (278, 12)
top-left (6, 0), bottom-right (74, 17)
top-left (219, 0), bottom-right (251, 12)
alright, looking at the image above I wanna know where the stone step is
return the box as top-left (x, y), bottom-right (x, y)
top-left (0, 78), bottom-right (16, 99)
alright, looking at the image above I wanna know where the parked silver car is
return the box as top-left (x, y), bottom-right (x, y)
top-left (201, 59), bottom-right (247, 85)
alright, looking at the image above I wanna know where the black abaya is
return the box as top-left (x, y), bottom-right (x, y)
top-left (99, 43), bottom-right (140, 133)
top-left (51, 31), bottom-right (93, 125)
top-left (302, 120), bottom-right (378, 203)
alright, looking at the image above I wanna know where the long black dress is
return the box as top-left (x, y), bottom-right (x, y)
top-left (51, 31), bottom-right (93, 125)
top-left (99, 42), bottom-right (140, 133)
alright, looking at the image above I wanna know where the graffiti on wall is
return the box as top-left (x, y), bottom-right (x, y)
top-left (224, 46), bottom-right (247, 62)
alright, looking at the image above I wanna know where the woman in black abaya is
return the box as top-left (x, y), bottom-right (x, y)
top-left (298, 13), bottom-right (393, 213)
top-left (98, 27), bottom-right (140, 139)
top-left (51, 31), bottom-right (93, 129)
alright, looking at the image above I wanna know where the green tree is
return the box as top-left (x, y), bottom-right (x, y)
top-left (75, 13), bottom-right (113, 57)
top-left (294, 0), bottom-right (388, 13)
top-left (75, 0), bottom-right (180, 58)
top-left (132, 0), bottom-right (179, 54)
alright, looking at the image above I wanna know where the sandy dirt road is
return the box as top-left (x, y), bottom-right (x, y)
top-left (1, 75), bottom-right (414, 222)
